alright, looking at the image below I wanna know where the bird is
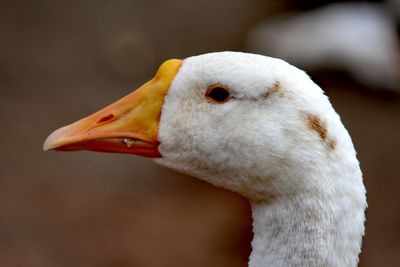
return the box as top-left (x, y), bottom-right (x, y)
top-left (43, 52), bottom-right (367, 267)
top-left (247, 2), bottom-right (400, 92)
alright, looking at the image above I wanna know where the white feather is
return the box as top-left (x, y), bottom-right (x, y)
top-left (154, 52), bottom-right (366, 267)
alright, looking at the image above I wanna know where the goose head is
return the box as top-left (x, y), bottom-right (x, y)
top-left (44, 52), bottom-right (366, 266)
top-left (154, 52), bottom-right (354, 201)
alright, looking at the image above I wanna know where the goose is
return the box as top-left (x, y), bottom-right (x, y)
top-left (247, 2), bottom-right (400, 92)
top-left (43, 52), bottom-right (367, 267)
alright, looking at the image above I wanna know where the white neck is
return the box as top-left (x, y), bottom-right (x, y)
top-left (248, 168), bottom-right (366, 267)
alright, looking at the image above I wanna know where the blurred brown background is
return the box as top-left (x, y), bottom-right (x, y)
top-left (0, 0), bottom-right (399, 266)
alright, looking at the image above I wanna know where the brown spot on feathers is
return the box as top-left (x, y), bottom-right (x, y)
top-left (307, 114), bottom-right (327, 140)
top-left (304, 113), bottom-right (336, 151)
top-left (326, 138), bottom-right (337, 151)
top-left (263, 81), bottom-right (282, 99)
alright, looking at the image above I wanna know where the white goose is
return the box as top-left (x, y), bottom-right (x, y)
top-left (44, 52), bottom-right (367, 267)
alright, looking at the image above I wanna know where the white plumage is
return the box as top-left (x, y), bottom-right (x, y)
top-left (155, 52), bottom-right (366, 266)
top-left (44, 52), bottom-right (367, 267)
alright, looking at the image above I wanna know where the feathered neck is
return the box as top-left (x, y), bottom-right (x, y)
top-left (248, 156), bottom-right (366, 267)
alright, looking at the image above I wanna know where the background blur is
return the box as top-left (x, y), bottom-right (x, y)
top-left (1, 0), bottom-right (399, 266)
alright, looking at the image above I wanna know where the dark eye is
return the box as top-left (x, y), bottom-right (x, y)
top-left (205, 84), bottom-right (231, 103)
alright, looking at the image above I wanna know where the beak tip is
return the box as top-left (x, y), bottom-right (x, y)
top-left (43, 124), bottom-right (74, 152)
top-left (42, 138), bottom-right (53, 151)
top-left (43, 133), bottom-right (58, 151)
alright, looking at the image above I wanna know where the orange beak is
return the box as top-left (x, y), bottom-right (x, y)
top-left (43, 59), bottom-right (182, 158)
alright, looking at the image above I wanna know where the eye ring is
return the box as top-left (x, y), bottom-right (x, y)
top-left (205, 84), bottom-right (231, 104)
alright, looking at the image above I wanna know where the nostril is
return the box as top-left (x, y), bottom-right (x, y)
top-left (97, 114), bottom-right (114, 124)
